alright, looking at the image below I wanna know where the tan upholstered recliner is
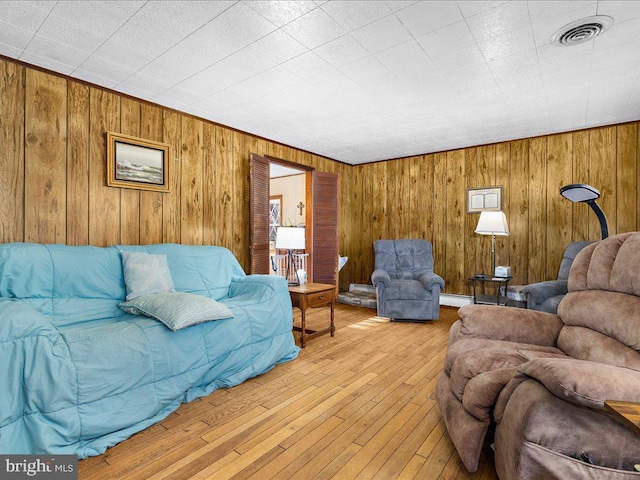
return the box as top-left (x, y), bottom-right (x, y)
top-left (436, 232), bottom-right (640, 479)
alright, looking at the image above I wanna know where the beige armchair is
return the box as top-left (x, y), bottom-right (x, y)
top-left (436, 232), bottom-right (640, 479)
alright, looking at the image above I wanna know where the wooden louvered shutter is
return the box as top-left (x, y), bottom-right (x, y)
top-left (250, 153), bottom-right (270, 274)
top-left (311, 172), bottom-right (339, 285)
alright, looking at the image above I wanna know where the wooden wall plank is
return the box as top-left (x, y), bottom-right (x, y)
top-left (509, 140), bottom-right (529, 285)
top-left (572, 130), bottom-right (590, 241)
top-left (181, 116), bottom-right (204, 245)
top-left (215, 126), bottom-right (233, 249)
top-left (528, 137), bottom-right (547, 283)
top-left (233, 130), bottom-right (247, 268)
top-left (0, 61), bottom-right (25, 243)
top-left (139, 103), bottom-right (164, 244)
top-left (617, 123), bottom-right (637, 234)
top-left (202, 123), bottom-right (217, 246)
top-left (495, 142), bottom-right (510, 271)
top-left (67, 81), bottom-right (90, 246)
top-left (119, 97), bottom-right (141, 245)
top-left (397, 158), bottom-right (410, 237)
top-left (162, 110), bottom-right (181, 243)
top-left (432, 153), bottom-right (447, 279)
top-left (445, 150), bottom-right (465, 293)
top-left (89, 88), bottom-right (120, 246)
top-left (590, 126), bottom-right (617, 239)
top-left (463, 148), bottom-right (477, 293)
top-left (475, 144), bottom-right (496, 275)
top-left (362, 164), bottom-right (373, 285)
top-left (545, 133), bottom-right (573, 279)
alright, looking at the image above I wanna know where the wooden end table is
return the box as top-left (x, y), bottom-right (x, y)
top-left (288, 282), bottom-right (336, 348)
top-left (605, 400), bottom-right (640, 435)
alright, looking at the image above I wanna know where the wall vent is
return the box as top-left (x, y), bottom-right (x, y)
top-left (551, 16), bottom-right (613, 46)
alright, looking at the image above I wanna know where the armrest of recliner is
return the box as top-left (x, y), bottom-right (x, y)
top-left (522, 280), bottom-right (568, 307)
top-left (371, 269), bottom-right (391, 288)
top-left (520, 357), bottom-right (640, 410)
top-left (455, 304), bottom-right (563, 346)
top-left (418, 272), bottom-right (444, 290)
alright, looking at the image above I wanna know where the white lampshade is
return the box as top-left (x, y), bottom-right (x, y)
top-left (275, 227), bottom-right (305, 249)
top-left (475, 211), bottom-right (509, 236)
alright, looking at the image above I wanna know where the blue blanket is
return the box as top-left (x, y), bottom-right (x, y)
top-left (0, 243), bottom-right (299, 458)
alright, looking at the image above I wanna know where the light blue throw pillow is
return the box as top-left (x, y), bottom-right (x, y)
top-left (121, 251), bottom-right (175, 300)
top-left (119, 292), bottom-right (234, 331)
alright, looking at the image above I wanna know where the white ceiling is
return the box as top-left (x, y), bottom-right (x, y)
top-left (2, 1), bottom-right (640, 165)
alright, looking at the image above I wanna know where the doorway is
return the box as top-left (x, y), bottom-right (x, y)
top-left (249, 153), bottom-right (339, 286)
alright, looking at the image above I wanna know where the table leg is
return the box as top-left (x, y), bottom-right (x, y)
top-left (300, 306), bottom-right (306, 348)
top-left (330, 301), bottom-right (335, 337)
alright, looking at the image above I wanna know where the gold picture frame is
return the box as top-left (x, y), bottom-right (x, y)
top-left (107, 132), bottom-right (170, 192)
top-left (467, 186), bottom-right (503, 213)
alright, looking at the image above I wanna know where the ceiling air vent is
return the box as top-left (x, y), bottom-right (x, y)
top-left (551, 15), bottom-right (613, 46)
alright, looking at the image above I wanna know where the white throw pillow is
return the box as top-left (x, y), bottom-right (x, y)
top-left (121, 251), bottom-right (175, 300)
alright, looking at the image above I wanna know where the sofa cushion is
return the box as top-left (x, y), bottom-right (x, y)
top-left (119, 292), bottom-right (233, 331)
top-left (121, 251), bottom-right (175, 300)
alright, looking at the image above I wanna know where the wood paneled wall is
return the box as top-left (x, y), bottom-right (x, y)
top-left (2, 58), bottom-right (639, 296)
top-left (339, 124), bottom-right (639, 295)
top-left (0, 58), bottom-right (345, 273)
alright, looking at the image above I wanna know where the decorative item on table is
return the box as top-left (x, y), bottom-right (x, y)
top-left (296, 269), bottom-right (307, 284)
top-left (275, 226), bottom-right (305, 286)
top-left (475, 211), bottom-right (509, 277)
top-left (494, 266), bottom-right (511, 277)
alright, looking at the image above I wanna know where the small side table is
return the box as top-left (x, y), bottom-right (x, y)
top-left (289, 282), bottom-right (336, 348)
top-left (605, 400), bottom-right (640, 435)
top-left (468, 275), bottom-right (512, 306)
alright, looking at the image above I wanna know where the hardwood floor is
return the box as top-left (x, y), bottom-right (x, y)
top-left (78, 304), bottom-right (498, 480)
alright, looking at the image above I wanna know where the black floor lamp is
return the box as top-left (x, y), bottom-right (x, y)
top-left (560, 184), bottom-right (609, 239)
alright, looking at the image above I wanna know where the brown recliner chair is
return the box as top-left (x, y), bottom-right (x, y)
top-left (436, 232), bottom-right (640, 479)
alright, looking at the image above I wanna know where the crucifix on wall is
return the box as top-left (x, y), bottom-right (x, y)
top-left (297, 201), bottom-right (305, 216)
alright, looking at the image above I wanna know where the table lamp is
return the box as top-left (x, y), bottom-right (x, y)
top-left (275, 226), bottom-right (305, 285)
top-left (475, 211), bottom-right (509, 277)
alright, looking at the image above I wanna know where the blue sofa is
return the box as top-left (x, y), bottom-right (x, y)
top-left (0, 243), bottom-right (299, 458)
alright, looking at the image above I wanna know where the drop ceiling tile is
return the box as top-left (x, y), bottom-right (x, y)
top-left (138, 44), bottom-right (217, 85)
top-left (281, 51), bottom-right (334, 79)
top-left (531, 4), bottom-right (598, 46)
top-left (313, 34), bottom-right (369, 66)
top-left (205, 2), bottom-right (276, 46)
top-left (477, 25), bottom-right (536, 61)
top-left (320, 1), bottom-right (392, 32)
top-left (593, 17), bottom-right (640, 51)
top-left (536, 42), bottom-right (592, 69)
top-left (0, 20), bottom-right (34, 50)
top-left (245, 1), bottom-right (317, 27)
top-left (282, 7), bottom-right (346, 49)
top-left (488, 47), bottom-right (541, 80)
top-left (597, 0), bottom-right (640, 23)
top-left (77, 55), bottom-right (136, 83)
top-left (0, 42), bottom-right (23, 58)
top-left (466, 1), bottom-right (531, 42)
top-left (432, 43), bottom-right (486, 74)
top-left (223, 66), bottom-right (303, 101)
top-left (416, 20), bottom-right (477, 58)
top-left (339, 55), bottom-right (389, 83)
top-left (73, 68), bottom-right (118, 88)
top-left (445, 63), bottom-right (498, 92)
top-left (24, 34), bottom-right (91, 68)
top-left (351, 15), bottom-right (411, 53)
top-left (395, 1), bottom-right (463, 37)
top-left (50, 1), bottom-right (145, 35)
top-left (119, 71), bottom-right (173, 96)
top-left (38, 13), bottom-right (110, 53)
top-left (180, 25), bottom-right (244, 64)
top-left (0, 1), bottom-right (50, 32)
top-left (154, 85), bottom-right (207, 106)
top-left (94, 36), bottom-right (157, 71)
top-left (19, 50), bottom-right (75, 75)
top-left (375, 40), bottom-right (429, 71)
top-left (249, 30), bottom-right (308, 64)
top-left (457, 1), bottom-right (509, 18)
top-left (385, 1), bottom-right (418, 13)
top-left (116, 83), bottom-right (155, 101)
top-left (527, 1), bottom-right (595, 24)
